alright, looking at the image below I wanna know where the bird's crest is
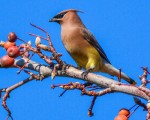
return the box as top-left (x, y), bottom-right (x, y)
top-left (58, 9), bottom-right (84, 14)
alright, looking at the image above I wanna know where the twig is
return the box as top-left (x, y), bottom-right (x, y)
top-left (30, 23), bottom-right (48, 34)
top-left (52, 82), bottom-right (85, 90)
top-left (59, 89), bottom-right (68, 97)
top-left (82, 88), bottom-right (112, 96)
top-left (29, 33), bottom-right (48, 41)
top-left (134, 97), bottom-right (147, 110)
top-left (30, 23), bottom-right (64, 66)
top-left (17, 53), bottom-right (35, 74)
top-left (139, 67), bottom-right (150, 87)
top-left (2, 77), bottom-right (34, 120)
top-left (88, 96), bottom-right (97, 117)
top-left (17, 38), bottom-right (27, 43)
top-left (128, 105), bottom-right (140, 118)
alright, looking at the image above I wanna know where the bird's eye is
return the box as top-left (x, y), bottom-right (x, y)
top-left (54, 12), bottom-right (67, 19)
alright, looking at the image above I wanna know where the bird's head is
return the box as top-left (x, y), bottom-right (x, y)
top-left (49, 9), bottom-right (83, 24)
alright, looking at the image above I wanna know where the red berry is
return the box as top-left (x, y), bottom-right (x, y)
top-left (7, 46), bottom-right (20, 58)
top-left (118, 109), bottom-right (130, 117)
top-left (4, 41), bottom-right (16, 50)
top-left (114, 115), bottom-right (128, 120)
top-left (1, 55), bottom-right (15, 67)
top-left (8, 32), bottom-right (17, 42)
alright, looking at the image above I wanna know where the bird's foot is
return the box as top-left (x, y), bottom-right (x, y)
top-left (62, 62), bottom-right (81, 71)
top-left (81, 69), bottom-right (92, 79)
top-left (62, 61), bottom-right (77, 69)
top-left (81, 71), bottom-right (89, 79)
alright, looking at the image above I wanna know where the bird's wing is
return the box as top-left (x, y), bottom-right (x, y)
top-left (81, 27), bottom-right (111, 64)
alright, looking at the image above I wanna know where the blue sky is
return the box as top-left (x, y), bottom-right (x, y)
top-left (0, 0), bottom-right (150, 120)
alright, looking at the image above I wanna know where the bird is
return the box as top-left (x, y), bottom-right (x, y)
top-left (49, 9), bottom-right (136, 85)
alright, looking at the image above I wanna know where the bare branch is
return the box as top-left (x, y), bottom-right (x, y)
top-left (2, 58), bottom-right (148, 100)
top-left (139, 67), bottom-right (150, 87)
top-left (2, 76), bottom-right (34, 119)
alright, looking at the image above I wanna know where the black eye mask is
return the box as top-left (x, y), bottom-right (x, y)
top-left (54, 12), bottom-right (67, 19)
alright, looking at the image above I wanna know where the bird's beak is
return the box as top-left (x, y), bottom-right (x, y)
top-left (49, 18), bottom-right (57, 22)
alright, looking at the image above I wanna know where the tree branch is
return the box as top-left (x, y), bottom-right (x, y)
top-left (2, 58), bottom-right (148, 100)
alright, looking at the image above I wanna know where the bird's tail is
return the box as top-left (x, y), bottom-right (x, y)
top-left (101, 63), bottom-right (136, 85)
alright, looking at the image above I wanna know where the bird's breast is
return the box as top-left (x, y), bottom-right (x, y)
top-left (61, 27), bottom-right (84, 52)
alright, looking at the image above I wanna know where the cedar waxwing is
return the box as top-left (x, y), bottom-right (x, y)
top-left (49, 9), bottom-right (136, 85)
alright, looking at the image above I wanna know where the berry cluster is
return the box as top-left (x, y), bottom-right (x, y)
top-left (0, 32), bottom-right (20, 67)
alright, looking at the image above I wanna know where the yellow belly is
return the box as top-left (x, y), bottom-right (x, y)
top-left (69, 45), bottom-right (102, 72)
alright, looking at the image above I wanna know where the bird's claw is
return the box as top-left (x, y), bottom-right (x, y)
top-left (81, 71), bottom-right (89, 79)
top-left (62, 63), bottom-right (72, 70)
top-left (81, 68), bottom-right (93, 79)
top-left (62, 62), bottom-right (81, 70)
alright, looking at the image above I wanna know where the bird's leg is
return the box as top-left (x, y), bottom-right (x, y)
top-left (88, 96), bottom-right (97, 116)
top-left (82, 69), bottom-right (93, 88)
